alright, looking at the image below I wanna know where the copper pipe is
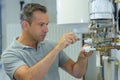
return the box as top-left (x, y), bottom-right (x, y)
top-left (113, 24), bottom-right (117, 48)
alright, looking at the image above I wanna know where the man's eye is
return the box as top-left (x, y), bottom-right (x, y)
top-left (38, 23), bottom-right (48, 27)
top-left (39, 23), bottom-right (44, 27)
top-left (46, 23), bottom-right (49, 26)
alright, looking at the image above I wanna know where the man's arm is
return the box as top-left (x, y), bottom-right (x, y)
top-left (61, 45), bottom-right (93, 78)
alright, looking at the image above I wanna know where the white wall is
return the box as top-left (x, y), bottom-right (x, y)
top-left (2, 0), bottom-right (21, 50)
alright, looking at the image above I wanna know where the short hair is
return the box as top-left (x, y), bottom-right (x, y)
top-left (21, 3), bottom-right (47, 25)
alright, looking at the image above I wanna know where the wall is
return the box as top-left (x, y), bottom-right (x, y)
top-left (2, 0), bottom-right (22, 50)
top-left (0, 1), bottom-right (2, 54)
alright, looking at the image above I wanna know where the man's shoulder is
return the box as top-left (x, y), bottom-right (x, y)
top-left (2, 46), bottom-right (18, 57)
top-left (2, 41), bottom-right (21, 56)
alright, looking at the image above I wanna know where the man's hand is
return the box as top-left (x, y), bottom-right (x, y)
top-left (79, 44), bottom-right (93, 58)
top-left (56, 32), bottom-right (79, 51)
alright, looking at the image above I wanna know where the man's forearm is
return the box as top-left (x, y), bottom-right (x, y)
top-left (72, 56), bottom-right (88, 78)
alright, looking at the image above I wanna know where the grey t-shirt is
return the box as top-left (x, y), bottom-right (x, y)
top-left (1, 40), bottom-right (69, 80)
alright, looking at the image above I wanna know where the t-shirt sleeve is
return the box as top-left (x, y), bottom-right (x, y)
top-left (59, 50), bottom-right (69, 67)
top-left (1, 51), bottom-right (26, 79)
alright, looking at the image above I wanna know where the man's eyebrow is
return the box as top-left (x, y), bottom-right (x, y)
top-left (39, 21), bottom-right (49, 24)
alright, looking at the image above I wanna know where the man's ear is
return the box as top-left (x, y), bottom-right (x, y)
top-left (22, 20), bottom-right (30, 30)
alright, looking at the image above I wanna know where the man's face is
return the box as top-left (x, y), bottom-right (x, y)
top-left (27, 11), bottom-right (49, 42)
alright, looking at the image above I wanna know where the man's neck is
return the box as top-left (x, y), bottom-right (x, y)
top-left (17, 35), bottom-right (38, 48)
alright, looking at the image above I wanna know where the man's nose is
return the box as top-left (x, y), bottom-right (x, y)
top-left (43, 25), bottom-right (48, 32)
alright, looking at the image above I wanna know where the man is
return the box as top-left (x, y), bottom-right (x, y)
top-left (2, 3), bottom-right (93, 80)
